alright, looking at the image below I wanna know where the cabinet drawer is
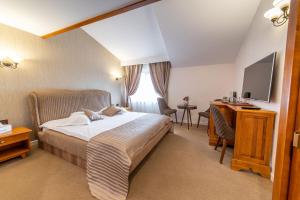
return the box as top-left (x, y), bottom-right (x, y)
top-left (0, 133), bottom-right (29, 147)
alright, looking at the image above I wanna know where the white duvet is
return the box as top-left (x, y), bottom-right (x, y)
top-left (41, 112), bottom-right (146, 141)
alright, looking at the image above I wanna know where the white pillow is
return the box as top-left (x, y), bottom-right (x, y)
top-left (41, 113), bottom-right (91, 128)
top-left (116, 106), bottom-right (128, 113)
top-left (60, 114), bottom-right (91, 126)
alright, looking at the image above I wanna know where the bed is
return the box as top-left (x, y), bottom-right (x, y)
top-left (28, 89), bottom-right (173, 200)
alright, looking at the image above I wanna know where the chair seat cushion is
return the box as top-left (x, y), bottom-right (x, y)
top-left (164, 109), bottom-right (177, 115)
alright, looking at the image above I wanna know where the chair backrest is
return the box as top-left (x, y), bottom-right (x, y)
top-left (157, 98), bottom-right (169, 114)
top-left (210, 105), bottom-right (232, 138)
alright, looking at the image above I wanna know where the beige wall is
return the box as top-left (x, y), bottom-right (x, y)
top-left (233, 0), bottom-right (288, 181)
top-left (0, 23), bottom-right (122, 130)
top-left (169, 64), bottom-right (236, 124)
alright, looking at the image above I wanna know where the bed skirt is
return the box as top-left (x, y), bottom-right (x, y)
top-left (39, 142), bottom-right (87, 169)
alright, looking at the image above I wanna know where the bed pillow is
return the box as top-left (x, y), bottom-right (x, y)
top-left (101, 106), bottom-right (121, 116)
top-left (82, 108), bottom-right (103, 121)
top-left (41, 113), bottom-right (91, 128)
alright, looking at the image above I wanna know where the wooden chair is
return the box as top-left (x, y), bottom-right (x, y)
top-left (197, 108), bottom-right (210, 133)
top-left (157, 98), bottom-right (178, 123)
top-left (210, 105), bottom-right (235, 164)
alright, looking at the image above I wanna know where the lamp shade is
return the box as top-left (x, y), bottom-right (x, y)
top-left (264, 7), bottom-right (283, 20)
top-left (273, 0), bottom-right (290, 9)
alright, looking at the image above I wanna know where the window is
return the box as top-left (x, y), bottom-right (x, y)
top-left (130, 64), bottom-right (159, 113)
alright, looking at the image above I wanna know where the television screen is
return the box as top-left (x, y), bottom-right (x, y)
top-left (242, 52), bottom-right (276, 102)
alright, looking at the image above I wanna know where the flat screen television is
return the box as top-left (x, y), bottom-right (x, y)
top-left (242, 52), bottom-right (276, 102)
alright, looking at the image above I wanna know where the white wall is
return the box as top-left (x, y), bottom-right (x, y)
top-left (169, 64), bottom-right (236, 125)
top-left (0, 23), bottom-right (122, 132)
top-left (233, 0), bottom-right (288, 180)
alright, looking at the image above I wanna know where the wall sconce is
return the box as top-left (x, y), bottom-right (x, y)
top-left (0, 51), bottom-right (22, 69)
top-left (264, 0), bottom-right (290, 27)
top-left (112, 71), bottom-right (123, 81)
top-left (115, 75), bottom-right (123, 81)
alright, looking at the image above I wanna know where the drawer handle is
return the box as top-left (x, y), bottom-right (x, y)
top-left (0, 140), bottom-right (5, 144)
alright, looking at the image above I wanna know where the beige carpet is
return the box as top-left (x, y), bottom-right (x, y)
top-left (0, 125), bottom-right (272, 200)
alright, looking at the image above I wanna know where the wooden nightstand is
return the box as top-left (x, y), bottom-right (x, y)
top-left (0, 127), bottom-right (32, 162)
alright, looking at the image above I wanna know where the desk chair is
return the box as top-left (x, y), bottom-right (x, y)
top-left (210, 105), bottom-right (235, 164)
top-left (157, 98), bottom-right (178, 123)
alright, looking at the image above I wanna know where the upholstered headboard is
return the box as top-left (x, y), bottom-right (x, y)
top-left (28, 89), bottom-right (111, 133)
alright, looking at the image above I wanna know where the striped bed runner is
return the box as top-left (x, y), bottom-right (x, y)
top-left (87, 114), bottom-right (170, 200)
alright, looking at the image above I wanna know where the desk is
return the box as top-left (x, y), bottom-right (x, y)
top-left (209, 101), bottom-right (276, 178)
top-left (177, 104), bottom-right (197, 129)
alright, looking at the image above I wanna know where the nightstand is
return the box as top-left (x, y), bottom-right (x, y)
top-left (0, 127), bottom-right (32, 162)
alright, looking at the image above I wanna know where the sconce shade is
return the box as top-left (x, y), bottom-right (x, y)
top-left (264, 7), bottom-right (283, 20)
top-left (273, 0), bottom-right (290, 9)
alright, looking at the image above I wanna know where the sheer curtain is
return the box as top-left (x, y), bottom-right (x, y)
top-left (130, 65), bottom-right (160, 113)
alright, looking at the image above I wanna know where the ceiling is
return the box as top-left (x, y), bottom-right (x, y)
top-left (0, 0), bottom-right (261, 67)
top-left (0, 0), bottom-right (133, 36)
top-left (152, 0), bottom-right (261, 67)
top-left (82, 6), bottom-right (168, 66)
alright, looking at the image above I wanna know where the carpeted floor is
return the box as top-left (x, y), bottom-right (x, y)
top-left (0, 124), bottom-right (272, 200)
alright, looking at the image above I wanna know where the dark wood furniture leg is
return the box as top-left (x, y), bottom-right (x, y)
top-left (187, 108), bottom-right (190, 129)
top-left (189, 109), bottom-right (193, 127)
top-left (175, 112), bottom-right (178, 123)
top-left (220, 139), bottom-right (228, 164)
top-left (207, 118), bottom-right (210, 134)
top-left (181, 108), bottom-right (186, 126)
top-left (215, 136), bottom-right (221, 150)
top-left (190, 110), bottom-right (193, 127)
top-left (197, 115), bottom-right (201, 128)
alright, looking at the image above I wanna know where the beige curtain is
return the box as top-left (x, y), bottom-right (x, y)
top-left (149, 61), bottom-right (171, 101)
top-left (123, 64), bottom-right (143, 107)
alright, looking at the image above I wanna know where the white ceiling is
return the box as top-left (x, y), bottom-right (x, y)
top-left (82, 6), bottom-right (168, 66)
top-left (0, 0), bottom-right (132, 36)
top-left (152, 0), bottom-right (261, 67)
top-left (0, 0), bottom-right (261, 67)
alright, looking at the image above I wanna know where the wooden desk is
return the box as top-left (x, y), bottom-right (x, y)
top-left (209, 101), bottom-right (276, 178)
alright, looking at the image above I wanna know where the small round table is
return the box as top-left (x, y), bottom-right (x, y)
top-left (177, 104), bottom-right (197, 129)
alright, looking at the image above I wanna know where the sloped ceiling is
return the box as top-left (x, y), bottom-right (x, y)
top-left (152, 0), bottom-right (261, 67)
top-left (0, 0), bottom-right (133, 36)
top-left (82, 6), bottom-right (168, 66)
top-left (0, 0), bottom-right (261, 67)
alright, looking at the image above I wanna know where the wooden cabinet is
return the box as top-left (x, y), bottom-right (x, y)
top-left (209, 101), bottom-right (275, 178)
top-left (231, 111), bottom-right (275, 178)
top-left (0, 127), bottom-right (32, 162)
